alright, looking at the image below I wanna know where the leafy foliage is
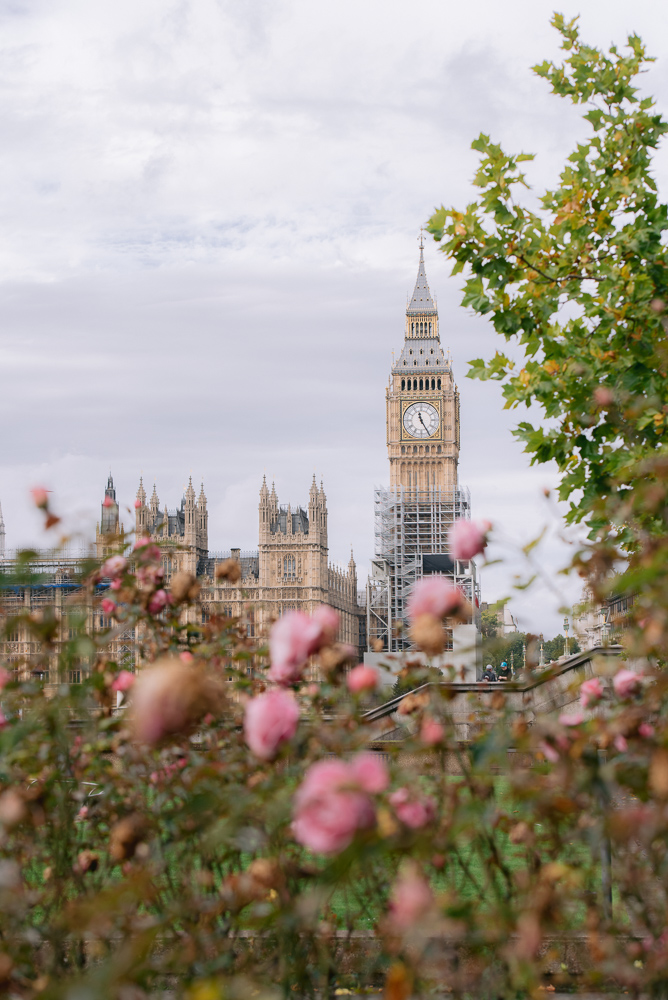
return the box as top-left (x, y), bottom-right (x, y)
top-left (428, 13), bottom-right (668, 535)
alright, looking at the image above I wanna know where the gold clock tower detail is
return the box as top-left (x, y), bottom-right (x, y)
top-left (387, 238), bottom-right (460, 491)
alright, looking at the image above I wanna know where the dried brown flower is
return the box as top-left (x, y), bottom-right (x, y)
top-left (109, 814), bottom-right (147, 863)
top-left (409, 614), bottom-right (445, 656)
top-left (169, 571), bottom-right (200, 604)
top-left (216, 559), bottom-right (242, 583)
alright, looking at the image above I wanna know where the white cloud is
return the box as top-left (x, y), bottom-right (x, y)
top-left (0, 0), bottom-right (666, 636)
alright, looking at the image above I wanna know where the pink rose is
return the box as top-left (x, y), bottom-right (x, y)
top-left (406, 577), bottom-right (464, 621)
top-left (180, 651), bottom-right (194, 663)
top-left (30, 486), bottom-right (49, 509)
top-left (110, 578), bottom-right (122, 591)
top-left (580, 677), bottom-right (604, 708)
top-left (613, 668), bottom-right (641, 700)
top-left (559, 711), bottom-right (584, 727)
top-left (388, 867), bottom-right (433, 930)
top-left (448, 518), bottom-right (491, 561)
top-left (539, 741), bottom-right (560, 763)
top-left (292, 757), bottom-right (379, 854)
top-left (101, 598), bottom-right (116, 616)
top-left (312, 605), bottom-right (339, 642)
top-left (111, 670), bottom-right (135, 693)
top-left (389, 787), bottom-right (436, 829)
top-left (268, 611), bottom-right (325, 685)
top-left (639, 723), bottom-right (654, 739)
top-left (244, 688), bottom-right (299, 760)
top-left (349, 752), bottom-right (389, 793)
top-left (134, 499), bottom-right (142, 509)
top-left (103, 496), bottom-right (113, 508)
top-left (614, 734), bottom-right (628, 753)
top-left (137, 564), bottom-right (165, 587)
top-left (101, 555), bottom-right (127, 579)
top-left (420, 717), bottom-right (445, 746)
top-left (347, 665), bottom-right (378, 694)
top-left (593, 386), bottom-right (614, 407)
top-left (134, 536), bottom-right (151, 550)
top-left (148, 589), bottom-right (169, 615)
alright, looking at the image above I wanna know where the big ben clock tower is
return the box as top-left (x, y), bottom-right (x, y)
top-left (386, 237), bottom-right (460, 491)
top-left (367, 237), bottom-right (477, 655)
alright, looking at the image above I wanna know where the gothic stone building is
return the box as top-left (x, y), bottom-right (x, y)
top-left (129, 473), bottom-right (363, 653)
top-left (0, 471), bottom-right (362, 684)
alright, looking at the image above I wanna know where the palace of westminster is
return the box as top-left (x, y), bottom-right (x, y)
top-left (0, 243), bottom-right (481, 679)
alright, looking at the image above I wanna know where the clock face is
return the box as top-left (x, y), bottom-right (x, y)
top-left (403, 402), bottom-right (439, 439)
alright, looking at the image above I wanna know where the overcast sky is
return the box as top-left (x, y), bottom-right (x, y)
top-left (1, 0), bottom-right (667, 634)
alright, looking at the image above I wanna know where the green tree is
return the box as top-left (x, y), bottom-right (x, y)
top-left (428, 14), bottom-right (668, 539)
top-left (392, 664), bottom-right (443, 698)
top-left (543, 633), bottom-right (581, 662)
top-left (480, 606), bottom-right (500, 639)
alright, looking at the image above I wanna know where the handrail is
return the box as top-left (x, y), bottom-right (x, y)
top-left (361, 645), bottom-right (624, 723)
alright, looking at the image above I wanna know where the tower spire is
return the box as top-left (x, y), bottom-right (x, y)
top-left (407, 240), bottom-right (436, 316)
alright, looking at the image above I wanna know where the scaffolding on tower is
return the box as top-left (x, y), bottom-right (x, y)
top-left (366, 485), bottom-right (480, 652)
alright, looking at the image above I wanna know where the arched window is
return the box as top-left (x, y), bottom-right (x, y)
top-left (283, 555), bottom-right (296, 580)
top-left (431, 378), bottom-right (435, 389)
top-left (429, 322), bottom-right (432, 334)
top-left (413, 445), bottom-right (418, 455)
top-left (413, 379), bottom-right (417, 389)
top-left (401, 378), bottom-right (405, 390)
top-left (411, 322), bottom-right (414, 334)
top-left (419, 378), bottom-right (423, 390)
top-left (437, 445), bottom-right (442, 454)
top-left (437, 378), bottom-right (441, 389)
top-left (425, 445), bottom-right (429, 455)
top-left (409, 349), bottom-right (413, 355)
top-left (401, 445), bottom-right (405, 454)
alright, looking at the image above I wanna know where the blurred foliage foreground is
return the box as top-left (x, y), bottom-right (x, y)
top-left (3, 13), bottom-right (668, 1000)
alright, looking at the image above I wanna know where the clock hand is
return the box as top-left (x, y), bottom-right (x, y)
top-left (418, 413), bottom-right (428, 430)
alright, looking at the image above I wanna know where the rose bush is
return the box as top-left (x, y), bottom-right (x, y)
top-left (2, 19), bottom-right (668, 1000)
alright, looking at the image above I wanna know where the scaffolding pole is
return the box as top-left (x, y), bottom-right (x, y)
top-left (370, 485), bottom-right (479, 652)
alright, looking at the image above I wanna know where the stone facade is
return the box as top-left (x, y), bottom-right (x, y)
top-left (0, 469), bottom-right (364, 683)
top-left (131, 473), bottom-right (363, 655)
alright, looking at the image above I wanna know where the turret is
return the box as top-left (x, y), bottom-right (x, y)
top-left (197, 482), bottom-right (208, 552)
top-left (149, 483), bottom-right (160, 520)
top-left (100, 473), bottom-right (120, 535)
top-left (135, 477), bottom-right (148, 535)
top-left (184, 477), bottom-right (196, 546)
top-left (318, 480), bottom-right (328, 540)
top-left (259, 476), bottom-right (271, 538)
